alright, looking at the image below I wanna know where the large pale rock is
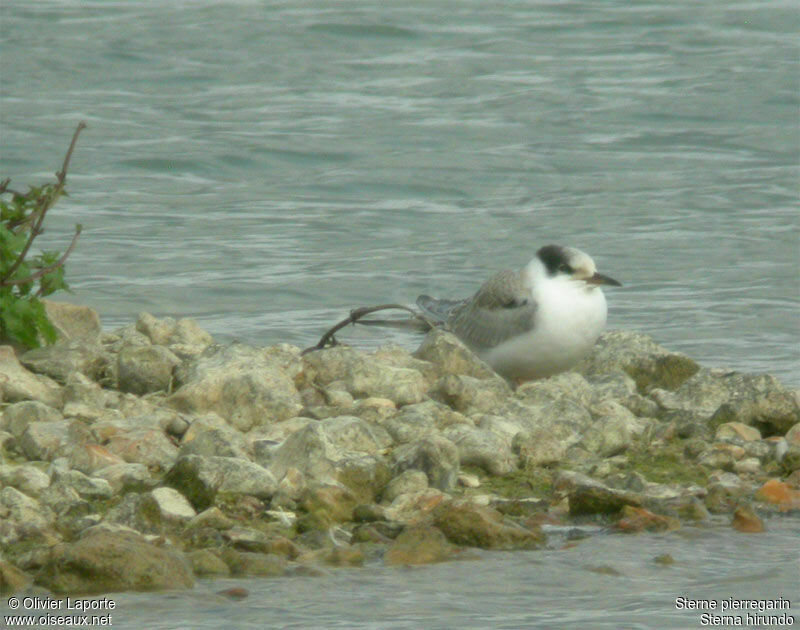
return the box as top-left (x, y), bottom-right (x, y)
top-left (179, 416), bottom-right (251, 460)
top-left (651, 369), bottom-right (800, 436)
top-left (117, 345), bottom-right (180, 395)
top-left (51, 469), bottom-right (113, 501)
top-left (269, 421), bottom-right (391, 501)
top-left (391, 435), bottom-right (460, 491)
top-left (0, 463), bottom-right (51, 497)
top-left (35, 527), bottom-right (194, 594)
top-left (383, 470), bottom-right (429, 503)
top-left (433, 374), bottom-right (512, 415)
top-left (92, 462), bottom-right (154, 493)
top-left (377, 400), bottom-right (469, 444)
top-left (1, 400), bottom-right (62, 437)
top-left (414, 329), bottom-right (496, 380)
top-left (168, 344), bottom-right (303, 431)
top-left (580, 413), bottom-right (632, 458)
top-left (18, 422), bottom-right (70, 461)
top-left (135, 312), bottom-right (215, 359)
top-left (0, 486), bottom-right (53, 531)
top-left (149, 487), bottom-right (197, 523)
top-left (164, 454), bottom-right (277, 510)
top-left (41, 299), bottom-right (101, 343)
top-left (577, 330), bottom-right (700, 392)
top-left (444, 424), bottom-right (518, 476)
top-left (104, 426), bottom-right (179, 471)
top-left (20, 340), bottom-right (109, 385)
top-left (0, 346), bottom-right (62, 408)
top-left (302, 346), bottom-right (426, 406)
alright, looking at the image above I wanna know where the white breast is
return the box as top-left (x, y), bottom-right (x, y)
top-left (482, 278), bottom-right (607, 381)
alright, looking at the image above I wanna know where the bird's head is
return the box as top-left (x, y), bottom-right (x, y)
top-left (535, 244), bottom-right (621, 289)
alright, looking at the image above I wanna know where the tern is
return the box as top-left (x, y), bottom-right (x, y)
top-left (417, 244), bottom-right (621, 383)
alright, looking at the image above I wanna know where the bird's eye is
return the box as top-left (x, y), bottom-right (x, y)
top-left (557, 263), bottom-right (572, 273)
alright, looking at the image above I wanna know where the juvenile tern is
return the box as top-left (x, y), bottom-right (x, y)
top-left (417, 244), bottom-right (621, 382)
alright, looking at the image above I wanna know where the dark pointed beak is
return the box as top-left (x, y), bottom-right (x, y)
top-left (586, 272), bottom-right (622, 287)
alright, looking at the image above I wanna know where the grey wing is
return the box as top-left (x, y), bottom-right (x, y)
top-left (446, 269), bottom-right (538, 350)
top-left (416, 294), bottom-right (470, 324)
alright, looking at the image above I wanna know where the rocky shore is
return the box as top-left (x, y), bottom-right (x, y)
top-left (1, 301), bottom-right (798, 596)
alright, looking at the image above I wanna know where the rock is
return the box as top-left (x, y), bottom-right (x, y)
top-left (754, 479), bottom-right (800, 510)
top-left (149, 487), bottom-right (197, 522)
top-left (384, 488), bottom-right (448, 523)
top-left (269, 421), bottom-right (391, 502)
top-left (93, 462), bottom-right (154, 493)
top-left (555, 471), bottom-right (642, 516)
top-left (709, 377), bottom-right (800, 436)
top-left (169, 344), bottom-right (303, 431)
top-left (731, 505), bottom-right (764, 533)
top-left (0, 560), bottom-right (31, 595)
top-left (392, 435), bottom-right (460, 491)
top-left (35, 528), bottom-right (194, 593)
top-left (614, 506), bottom-right (680, 533)
top-left (42, 300), bottom-right (102, 343)
top-left (413, 329), bottom-right (496, 380)
top-left (68, 444), bottom-right (127, 475)
top-left (517, 372), bottom-right (595, 407)
top-left (164, 455), bottom-right (277, 510)
top-left (1, 400), bottom-right (63, 437)
top-left (433, 374), bottom-right (512, 415)
top-left (135, 312), bottom-right (177, 345)
top-left (0, 346), bottom-right (63, 408)
top-left (221, 550), bottom-right (286, 577)
top-left (384, 524), bottom-right (455, 565)
top-left (104, 426), bottom-right (179, 471)
top-left (0, 464), bottom-right (51, 497)
top-left (117, 345), bottom-right (180, 395)
top-left (444, 424), bottom-right (518, 475)
top-left (188, 549), bottom-right (230, 577)
top-left (18, 422), bottom-right (69, 461)
top-left (715, 422), bottom-right (762, 442)
top-left (179, 419), bottom-right (251, 460)
top-left (321, 415), bottom-right (393, 454)
top-left (301, 484), bottom-right (359, 524)
top-left (580, 413), bottom-right (632, 458)
top-left (103, 493), bottom-right (165, 535)
top-left (383, 470), bottom-right (429, 503)
top-left (0, 487), bottom-right (53, 532)
top-left (578, 330), bottom-right (700, 392)
top-left (37, 482), bottom-right (90, 530)
top-left (51, 469), bottom-right (113, 500)
top-left (433, 501), bottom-right (544, 550)
top-left (20, 340), bottom-right (109, 384)
top-left (302, 346), bottom-right (427, 406)
top-left (378, 400), bottom-right (468, 444)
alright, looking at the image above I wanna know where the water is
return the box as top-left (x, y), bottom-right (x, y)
top-left (1, 0), bottom-right (798, 384)
top-left (3, 520), bottom-right (796, 629)
top-left (1, 1), bottom-right (799, 626)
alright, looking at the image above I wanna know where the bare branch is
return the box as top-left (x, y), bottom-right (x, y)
top-left (57, 121), bottom-right (87, 185)
top-left (2, 224), bottom-right (82, 289)
top-left (0, 122), bottom-right (86, 284)
top-left (302, 303), bottom-right (436, 355)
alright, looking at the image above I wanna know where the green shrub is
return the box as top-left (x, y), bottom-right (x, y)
top-left (0, 122), bottom-right (86, 349)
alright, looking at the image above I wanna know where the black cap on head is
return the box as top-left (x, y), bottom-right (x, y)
top-left (536, 244), bottom-right (571, 275)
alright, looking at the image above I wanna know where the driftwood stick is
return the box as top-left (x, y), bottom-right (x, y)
top-left (302, 303), bottom-right (437, 355)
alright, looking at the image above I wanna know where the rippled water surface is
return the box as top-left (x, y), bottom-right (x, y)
top-left (2, 0), bottom-right (798, 383)
top-left (4, 520), bottom-right (794, 630)
top-left (1, 2), bottom-right (799, 626)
